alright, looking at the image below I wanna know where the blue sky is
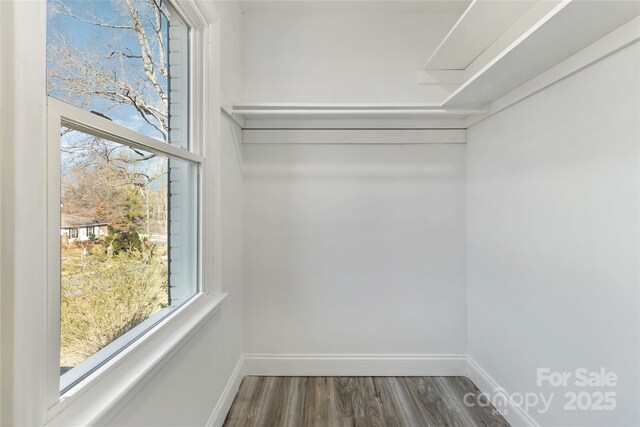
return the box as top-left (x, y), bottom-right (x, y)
top-left (47, 0), bottom-right (170, 141)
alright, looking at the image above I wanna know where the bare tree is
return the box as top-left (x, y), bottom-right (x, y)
top-left (61, 140), bottom-right (168, 233)
top-left (50, 0), bottom-right (174, 234)
top-left (48, 0), bottom-right (170, 141)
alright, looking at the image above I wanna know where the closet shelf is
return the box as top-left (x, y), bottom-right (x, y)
top-left (442, 0), bottom-right (640, 107)
top-left (227, 104), bottom-right (487, 120)
top-left (424, 0), bottom-right (537, 71)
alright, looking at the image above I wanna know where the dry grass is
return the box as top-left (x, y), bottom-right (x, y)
top-left (60, 244), bottom-right (168, 367)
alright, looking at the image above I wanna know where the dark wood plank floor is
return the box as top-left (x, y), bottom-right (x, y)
top-left (223, 377), bottom-right (510, 427)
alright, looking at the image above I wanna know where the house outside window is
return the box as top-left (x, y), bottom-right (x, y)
top-left (61, 214), bottom-right (109, 244)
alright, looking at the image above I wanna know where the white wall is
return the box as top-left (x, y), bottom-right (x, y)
top-left (466, 42), bottom-right (640, 426)
top-left (243, 142), bottom-right (466, 356)
top-left (240, 2), bottom-right (467, 364)
top-left (242, 6), bottom-right (461, 103)
top-left (105, 2), bottom-right (245, 425)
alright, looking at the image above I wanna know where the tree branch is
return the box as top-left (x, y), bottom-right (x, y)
top-left (55, 1), bottom-right (135, 30)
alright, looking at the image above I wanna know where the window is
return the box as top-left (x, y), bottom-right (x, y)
top-left (47, 0), bottom-right (200, 394)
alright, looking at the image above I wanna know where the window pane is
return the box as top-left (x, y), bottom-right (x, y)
top-left (168, 157), bottom-right (199, 304)
top-left (47, 0), bottom-right (190, 147)
top-left (59, 126), bottom-right (198, 392)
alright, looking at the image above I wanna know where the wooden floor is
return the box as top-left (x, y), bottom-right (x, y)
top-left (223, 376), bottom-right (510, 427)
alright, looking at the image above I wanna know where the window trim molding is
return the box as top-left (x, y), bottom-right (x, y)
top-left (0, 1), bottom-right (223, 426)
top-left (46, 292), bottom-right (228, 426)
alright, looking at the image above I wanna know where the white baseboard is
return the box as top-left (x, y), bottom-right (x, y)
top-left (206, 355), bottom-right (245, 427)
top-left (467, 356), bottom-right (540, 427)
top-left (243, 353), bottom-right (467, 376)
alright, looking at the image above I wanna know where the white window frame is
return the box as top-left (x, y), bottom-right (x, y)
top-left (68, 228), bottom-right (78, 240)
top-left (49, 95), bottom-right (205, 391)
top-left (0, 1), bottom-right (223, 426)
top-left (0, 0), bottom-right (226, 426)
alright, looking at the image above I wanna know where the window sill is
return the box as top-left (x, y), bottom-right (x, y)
top-left (45, 291), bottom-right (228, 427)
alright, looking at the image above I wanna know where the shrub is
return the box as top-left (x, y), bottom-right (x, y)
top-left (106, 227), bottom-right (142, 254)
top-left (60, 247), bottom-right (168, 367)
